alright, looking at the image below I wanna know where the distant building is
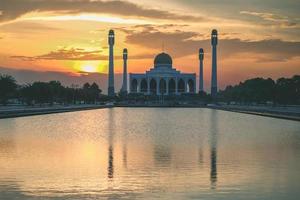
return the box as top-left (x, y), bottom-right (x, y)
top-left (129, 52), bottom-right (196, 95)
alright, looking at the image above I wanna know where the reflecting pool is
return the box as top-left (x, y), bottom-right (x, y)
top-left (0, 108), bottom-right (300, 199)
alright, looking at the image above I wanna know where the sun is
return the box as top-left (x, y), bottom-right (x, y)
top-left (81, 65), bottom-right (97, 73)
top-left (72, 61), bottom-right (107, 73)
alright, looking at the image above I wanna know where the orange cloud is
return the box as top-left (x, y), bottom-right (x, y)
top-left (0, 0), bottom-right (205, 23)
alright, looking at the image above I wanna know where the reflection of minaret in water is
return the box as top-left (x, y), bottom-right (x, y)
top-left (121, 108), bottom-right (128, 169)
top-left (198, 115), bottom-right (204, 165)
top-left (122, 141), bottom-right (127, 169)
top-left (198, 138), bottom-right (204, 166)
top-left (209, 110), bottom-right (218, 189)
top-left (107, 109), bottom-right (114, 179)
top-left (153, 144), bottom-right (171, 166)
top-left (108, 144), bottom-right (114, 179)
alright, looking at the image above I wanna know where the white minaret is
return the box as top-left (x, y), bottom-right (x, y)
top-left (108, 29), bottom-right (115, 96)
top-left (211, 29), bottom-right (218, 98)
top-left (121, 48), bottom-right (128, 93)
top-left (199, 48), bottom-right (204, 93)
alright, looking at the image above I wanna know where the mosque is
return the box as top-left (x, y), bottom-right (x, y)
top-left (129, 52), bottom-right (196, 95)
top-left (107, 29), bottom-right (218, 97)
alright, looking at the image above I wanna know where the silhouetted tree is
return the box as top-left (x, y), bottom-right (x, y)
top-left (90, 82), bottom-right (102, 102)
top-left (48, 81), bottom-right (64, 103)
top-left (0, 74), bottom-right (18, 105)
top-left (220, 76), bottom-right (299, 105)
top-left (1, 74), bottom-right (299, 106)
top-left (275, 75), bottom-right (300, 104)
top-left (18, 81), bottom-right (104, 105)
top-left (80, 82), bottom-right (102, 103)
top-left (28, 82), bottom-right (52, 104)
top-left (19, 84), bottom-right (34, 105)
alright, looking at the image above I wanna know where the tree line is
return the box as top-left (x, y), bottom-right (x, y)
top-left (0, 73), bottom-right (299, 105)
top-left (219, 75), bottom-right (300, 105)
top-left (0, 74), bottom-right (103, 105)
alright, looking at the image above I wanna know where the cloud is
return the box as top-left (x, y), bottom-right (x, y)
top-left (15, 25), bottom-right (298, 63)
top-left (11, 46), bottom-right (153, 61)
top-left (0, 21), bottom-right (60, 33)
top-left (240, 11), bottom-right (298, 28)
top-left (11, 47), bottom-right (104, 61)
top-left (9, 24), bottom-right (300, 63)
top-left (0, 0), bottom-right (204, 23)
top-left (118, 25), bottom-right (300, 62)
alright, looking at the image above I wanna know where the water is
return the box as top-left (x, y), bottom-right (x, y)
top-left (0, 108), bottom-right (299, 200)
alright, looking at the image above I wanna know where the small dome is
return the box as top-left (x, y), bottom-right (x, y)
top-left (199, 48), bottom-right (204, 60)
top-left (109, 29), bottom-right (114, 35)
top-left (212, 29), bottom-right (218, 35)
top-left (154, 52), bottom-right (172, 68)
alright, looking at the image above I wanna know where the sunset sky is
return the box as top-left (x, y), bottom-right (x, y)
top-left (0, 0), bottom-right (299, 92)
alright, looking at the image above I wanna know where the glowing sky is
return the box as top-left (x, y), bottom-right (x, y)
top-left (0, 0), bottom-right (299, 91)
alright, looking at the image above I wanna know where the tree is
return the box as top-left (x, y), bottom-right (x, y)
top-left (48, 81), bottom-right (64, 103)
top-left (275, 75), bottom-right (300, 104)
top-left (31, 82), bottom-right (52, 104)
top-left (220, 77), bottom-right (276, 104)
top-left (293, 75), bottom-right (300, 104)
top-left (81, 82), bottom-right (102, 103)
top-left (0, 74), bottom-right (18, 105)
top-left (83, 82), bottom-right (90, 90)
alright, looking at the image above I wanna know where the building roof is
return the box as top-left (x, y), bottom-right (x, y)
top-left (130, 51), bottom-right (195, 79)
top-left (154, 52), bottom-right (172, 68)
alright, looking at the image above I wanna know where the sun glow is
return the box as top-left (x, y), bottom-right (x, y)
top-left (21, 13), bottom-right (152, 24)
top-left (81, 65), bottom-right (97, 73)
top-left (73, 61), bottom-right (107, 73)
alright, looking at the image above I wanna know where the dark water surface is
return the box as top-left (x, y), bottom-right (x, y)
top-left (0, 108), bottom-right (299, 199)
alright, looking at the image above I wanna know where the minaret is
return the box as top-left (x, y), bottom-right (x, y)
top-left (108, 29), bottom-right (115, 96)
top-left (211, 29), bottom-right (218, 98)
top-left (121, 48), bottom-right (128, 93)
top-left (199, 48), bottom-right (204, 93)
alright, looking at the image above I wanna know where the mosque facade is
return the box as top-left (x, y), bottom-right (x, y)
top-left (129, 53), bottom-right (196, 95)
top-left (107, 29), bottom-right (218, 96)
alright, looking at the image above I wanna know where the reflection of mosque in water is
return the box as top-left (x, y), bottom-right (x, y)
top-left (107, 110), bottom-right (114, 179)
top-left (107, 109), bottom-right (129, 179)
top-left (209, 110), bottom-right (218, 189)
top-left (106, 109), bottom-right (218, 188)
top-left (153, 144), bottom-right (172, 166)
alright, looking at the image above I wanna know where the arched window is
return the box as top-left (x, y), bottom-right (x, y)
top-left (140, 79), bottom-right (147, 93)
top-left (169, 79), bottom-right (176, 94)
top-left (178, 79), bottom-right (185, 93)
top-left (187, 79), bottom-right (195, 93)
top-left (131, 79), bottom-right (138, 93)
top-left (150, 78), bottom-right (157, 94)
top-left (159, 79), bottom-right (167, 94)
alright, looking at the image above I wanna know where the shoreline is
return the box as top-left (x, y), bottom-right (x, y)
top-left (0, 105), bottom-right (112, 119)
top-left (207, 105), bottom-right (300, 121)
top-left (0, 104), bottom-right (299, 121)
top-left (117, 104), bottom-right (300, 121)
